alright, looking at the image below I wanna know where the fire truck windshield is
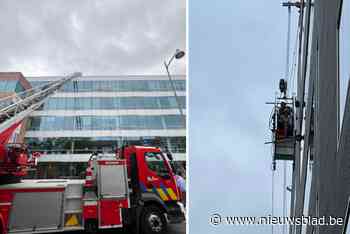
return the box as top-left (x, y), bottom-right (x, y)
top-left (144, 152), bottom-right (170, 178)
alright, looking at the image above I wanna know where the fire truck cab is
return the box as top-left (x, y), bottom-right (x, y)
top-left (0, 145), bottom-right (185, 234)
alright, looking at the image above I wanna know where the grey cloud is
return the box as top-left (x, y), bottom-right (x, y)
top-left (0, 0), bottom-right (186, 76)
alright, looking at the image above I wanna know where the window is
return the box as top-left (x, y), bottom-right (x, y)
top-left (127, 97), bottom-right (137, 109)
top-left (27, 115), bottom-right (183, 131)
top-left (30, 79), bottom-right (186, 93)
top-left (120, 116), bottom-right (140, 129)
top-left (0, 80), bottom-right (19, 92)
top-left (27, 118), bottom-right (41, 131)
top-left (15, 83), bottom-right (25, 93)
top-left (164, 115), bottom-right (183, 129)
top-left (62, 82), bottom-right (73, 92)
top-left (146, 116), bottom-right (164, 129)
top-left (143, 97), bottom-right (158, 109)
top-left (41, 96), bottom-right (186, 110)
top-left (168, 97), bottom-right (178, 108)
top-left (79, 80), bottom-right (93, 92)
top-left (99, 80), bottom-right (111, 91)
top-left (64, 117), bottom-right (75, 130)
top-left (99, 98), bottom-right (113, 109)
top-left (103, 116), bottom-right (117, 130)
top-left (81, 116), bottom-right (92, 130)
top-left (82, 98), bottom-right (92, 110)
top-left (29, 81), bottom-right (49, 88)
top-left (91, 116), bottom-right (102, 130)
top-left (144, 152), bottom-right (170, 178)
top-left (174, 80), bottom-right (186, 91)
top-left (66, 98), bottom-right (75, 109)
top-left (58, 98), bottom-right (66, 110)
top-left (25, 136), bottom-right (186, 155)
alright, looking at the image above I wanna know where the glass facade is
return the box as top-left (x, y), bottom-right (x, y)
top-left (25, 136), bottom-right (186, 154)
top-left (30, 162), bottom-right (88, 179)
top-left (38, 96), bottom-right (186, 110)
top-left (24, 76), bottom-right (186, 178)
top-left (27, 115), bottom-right (183, 131)
top-left (30, 79), bottom-right (186, 92)
top-left (0, 80), bottom-right (25, 92)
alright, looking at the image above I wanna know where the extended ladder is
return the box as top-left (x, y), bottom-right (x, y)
top-left (0, 72), bottom-right (82, 134)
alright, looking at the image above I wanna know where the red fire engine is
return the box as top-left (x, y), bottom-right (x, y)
top-left (0, 145), bottom-right (185, 234)
top-left (0, 73), bottom-right (185, 234)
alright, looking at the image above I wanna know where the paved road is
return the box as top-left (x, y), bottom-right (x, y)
top-left (98, 222), bottom-right (185, 234)
top-left (167, 222), bottom-right (186, 234)
top-left (54, 222), bottom-right (186, 234)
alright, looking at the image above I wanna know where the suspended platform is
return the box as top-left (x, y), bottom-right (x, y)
top-left (274, 137), bottom-right (295, 161)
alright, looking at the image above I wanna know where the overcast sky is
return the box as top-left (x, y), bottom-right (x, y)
top-left (0, 0), bottom-right (186, 76)
top-left (189, 1), bottom-right (299, 233)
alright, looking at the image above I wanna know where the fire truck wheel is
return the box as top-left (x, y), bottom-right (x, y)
top-left (141, 205), bottom-right (167, 234)
top-left (84, 219), bottom-right (98, 234)
top-left (0, 220), bottom-right (4, 234)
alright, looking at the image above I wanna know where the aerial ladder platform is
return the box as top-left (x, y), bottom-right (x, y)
top-left (0, 72), bottom-right (82, 181)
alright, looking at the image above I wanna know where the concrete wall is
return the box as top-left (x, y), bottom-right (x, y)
top-left (315, 1), bottom-right (340, 232)
top-left (305, 1), bottom-right (344, 233)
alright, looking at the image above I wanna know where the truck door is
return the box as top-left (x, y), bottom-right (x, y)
top-left (97, 160), bottom-right (129, 228)
top-left (141, 152), bottom-right (179, 202)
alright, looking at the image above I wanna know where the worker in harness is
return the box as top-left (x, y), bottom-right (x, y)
top-left (276, 102), bottom-right (294, 140)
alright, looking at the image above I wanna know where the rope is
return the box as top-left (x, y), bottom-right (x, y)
top-left (269, 132), bottom-right (275, 234)
top-left (283, 161), bottom-right (287, 234)
top-left (272, 165), bottom-right (275, 234)
top-left (269, 106), bottom-right (276, 131)
top-left (285, 6), bottom-right (291, 98)
top-left (283, 6), bottom-right (292, 234)
top-left (290, 27), bottom-right (300, 96)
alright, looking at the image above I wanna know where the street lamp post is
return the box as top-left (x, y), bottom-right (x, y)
top-left (164, 49), bottom-right (186, 126)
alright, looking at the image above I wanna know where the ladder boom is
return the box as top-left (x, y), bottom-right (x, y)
top-left (0, 72), bottom-right (82, 134)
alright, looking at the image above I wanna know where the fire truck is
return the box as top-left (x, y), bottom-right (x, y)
top-left (0, 73), bottom-right (185, 234)
top-left (0, 145), bottom-right (185, 234)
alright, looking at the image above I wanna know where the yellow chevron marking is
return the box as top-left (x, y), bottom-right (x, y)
top-left (167, 188), bottom-right (178, 200)
top-left (65, 214), bottom-right (79, 226)
top-left (157, 188), bottom-right (169, 201)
